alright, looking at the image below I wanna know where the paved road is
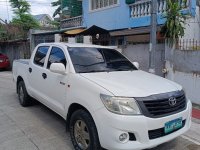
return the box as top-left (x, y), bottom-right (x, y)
top-left (0, 71), bottom-right (200, 150)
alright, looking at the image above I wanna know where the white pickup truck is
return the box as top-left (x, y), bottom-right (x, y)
top-left (13, 43), bottom-right (192, 150)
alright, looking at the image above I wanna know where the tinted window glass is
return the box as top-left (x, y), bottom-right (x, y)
top-left (34, 46), bottom-right (49, 66)
top-left (68, 47), bottom-right (137, 73)
top-left (47, 47), bottom-right (67, 69)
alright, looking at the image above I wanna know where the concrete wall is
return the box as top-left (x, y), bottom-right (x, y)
top-left (122, 43), bottom-right (165, 76)
top-left (165, 48), bottom-right (200, 105)
top-left (82, 0), bottom-right (196, 30)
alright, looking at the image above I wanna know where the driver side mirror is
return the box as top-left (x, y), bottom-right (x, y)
top-left (132, 62), bottom-right (139, 69)
top-left (50, 63), bottom-right (66, 75)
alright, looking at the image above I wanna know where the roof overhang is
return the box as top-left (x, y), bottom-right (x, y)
top-left (62, 25), bottom-right (109, 36)
top-left (32, 30), bottom-right (61, 35)
top-left (79, 25), bottom-right (109, 36)
top-left (64, 28), bottom-right (86, 36)
top-left (110, 26), bottom-right (162, 37)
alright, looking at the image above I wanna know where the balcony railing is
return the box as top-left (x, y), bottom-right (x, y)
top-left (130, 0), bottom-right (190, 18)
top-left (61, 16), bottom-right (83, 29)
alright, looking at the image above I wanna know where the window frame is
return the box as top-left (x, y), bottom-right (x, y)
top-left (89, 0), bottom-right (119, 12)
top-left (46, 46), bottom-right (67, 70)
top-left (33, 46), bottom-right (50, 67)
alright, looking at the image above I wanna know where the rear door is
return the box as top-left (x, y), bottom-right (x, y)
top-left (28, 46), bottom-right (50, 101)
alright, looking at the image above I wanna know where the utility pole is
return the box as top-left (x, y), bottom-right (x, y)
top-left (149, 0), bottom-right (157, 74)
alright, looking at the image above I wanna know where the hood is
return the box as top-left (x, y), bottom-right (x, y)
top-left (81, 70), bottom-right (182, 97)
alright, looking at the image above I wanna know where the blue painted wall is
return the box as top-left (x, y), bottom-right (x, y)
top-left (82, 0), bottom-right (196, 30)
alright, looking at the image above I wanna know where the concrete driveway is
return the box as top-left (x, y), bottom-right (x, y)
top-left (0, 71), bottom-right (200, 150)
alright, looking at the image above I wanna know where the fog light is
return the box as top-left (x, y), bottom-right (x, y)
top-left (119, 133), bottom-right (129, 142)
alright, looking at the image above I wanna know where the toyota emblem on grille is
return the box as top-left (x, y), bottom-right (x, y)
top-left (169, 97), bottom-right (177, 106)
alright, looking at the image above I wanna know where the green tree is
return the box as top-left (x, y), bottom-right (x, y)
top-left (50, 20), bottom-right (60, 29)
top-left (0, 24), bottom-right (8, 41)
top-left (12, 14), bottom-right (40, 31)
top-left (51, 0), bottom-right (62, 18)
top-left (161, 0), bottom-right (187, 47)
top-left (66, 0), bottom-right (82, 17)
top-left (10, 0), bottom-right (30, 14)
top-left (51, 0), bottom-right (82, 18)
top-left (9, 0), bottom-right (39, 34)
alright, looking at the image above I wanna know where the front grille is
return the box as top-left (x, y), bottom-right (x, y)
top-left (136, 90), bottom-right (187, 118)
top-left (148, 120), bottom-right (186, 140)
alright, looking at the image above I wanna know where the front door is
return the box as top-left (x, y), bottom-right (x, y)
top-left (41, 46), bottom-right (68, 116)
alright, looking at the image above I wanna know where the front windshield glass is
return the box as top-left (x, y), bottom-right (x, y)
top-left (68, 47), bottom-right (137, 73)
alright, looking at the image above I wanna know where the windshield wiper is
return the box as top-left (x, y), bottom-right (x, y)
top-left (112, 68), bottom-right (136, 72)
top-left (74, 62), bottom-right (105, 67)
top-left (79, 70), bottom-right (110, 73)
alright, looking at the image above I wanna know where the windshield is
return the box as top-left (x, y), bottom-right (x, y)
top-left (68, 47), bottom-right (137, 73)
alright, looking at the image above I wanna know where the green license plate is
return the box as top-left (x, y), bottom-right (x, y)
top-left (164, 118), bottom-right (183, 134)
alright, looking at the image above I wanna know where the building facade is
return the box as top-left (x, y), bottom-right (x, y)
top-left (61, 0), bottom-right (197, 45)
top-left (59, 0), bottom-right (197, 76)
top-left (61, 0), bottom-right (196, 30)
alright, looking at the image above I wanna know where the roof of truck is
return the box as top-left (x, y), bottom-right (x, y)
top-left (38, 42), bottom-right (116, 49)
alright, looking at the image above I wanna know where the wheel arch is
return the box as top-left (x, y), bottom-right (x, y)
top-left (67, 103), bottom-right (89, 121)
top-left (66, 103), bottom-right (94, 129)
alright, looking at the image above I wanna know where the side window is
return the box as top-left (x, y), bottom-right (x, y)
top-left (47, 47), bottom-right (67, 69)
top-left (34, 46), bottom-right (49, 67)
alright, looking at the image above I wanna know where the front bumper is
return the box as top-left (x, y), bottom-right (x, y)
top-left (93, 100), bottom-right (192, 150)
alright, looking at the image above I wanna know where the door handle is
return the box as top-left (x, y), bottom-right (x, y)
top-left (42, 73), bottom-right (47, 79)
top-left (29, 68), bottom-right (32, 73)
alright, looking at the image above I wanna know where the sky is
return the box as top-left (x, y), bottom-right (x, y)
top-left (0, 0), bottom-right (57, 22)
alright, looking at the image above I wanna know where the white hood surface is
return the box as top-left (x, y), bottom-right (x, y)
top-left (81, 70), bottom-right (182, 97)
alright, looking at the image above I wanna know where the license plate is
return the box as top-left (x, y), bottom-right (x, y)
top-left (164, 118), bottom-right (183, 134)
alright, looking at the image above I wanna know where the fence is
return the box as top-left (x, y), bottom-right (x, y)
top-left (0, 40), bottom-right (30, 68)
top-left (60, 16), bottom-right (83, 29)
top-left (176, 39), bottom-right (200, 50)
top-left (130, 0), bottom-right (189, 18)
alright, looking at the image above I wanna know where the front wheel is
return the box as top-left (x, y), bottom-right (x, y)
top-left (69, 109), bottom-right (101, 150)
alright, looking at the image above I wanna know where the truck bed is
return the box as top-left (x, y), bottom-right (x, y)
top-left (13, 59), bottom-right (30, 84)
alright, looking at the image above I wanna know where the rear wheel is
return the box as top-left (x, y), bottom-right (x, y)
top-left (69, 109), bottom-right (101, 150)
top-left (17, 81), bottom-right (31, 107)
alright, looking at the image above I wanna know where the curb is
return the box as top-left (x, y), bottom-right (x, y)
top-left (192, 108), bottom-right (200, 120)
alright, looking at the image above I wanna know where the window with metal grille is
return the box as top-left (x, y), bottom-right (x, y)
top-left (90, 0), bottom-right (118, 10)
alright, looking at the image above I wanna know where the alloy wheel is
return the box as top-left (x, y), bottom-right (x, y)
top-left (74, 120), bottom-right (90, 150)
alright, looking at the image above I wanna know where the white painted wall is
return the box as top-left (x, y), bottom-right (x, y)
top-left (68, 37), bottom-right (76, 43)
top-left (55, 34), bottom-right (61, 42)
top-left (122, 43), bottom-right (165, 76)
top-left (83, 36), bottom-right (92, 44)
top-left (165, 61), bottom-right (200, 105)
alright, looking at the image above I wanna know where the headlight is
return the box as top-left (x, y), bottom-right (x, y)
top-left (100, 94), bottom-right (141, 115)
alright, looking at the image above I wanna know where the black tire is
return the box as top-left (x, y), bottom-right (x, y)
top-left (17, 80), bottom-right (31, 107)
top-left (69, 109), bottom-right (101, 150)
